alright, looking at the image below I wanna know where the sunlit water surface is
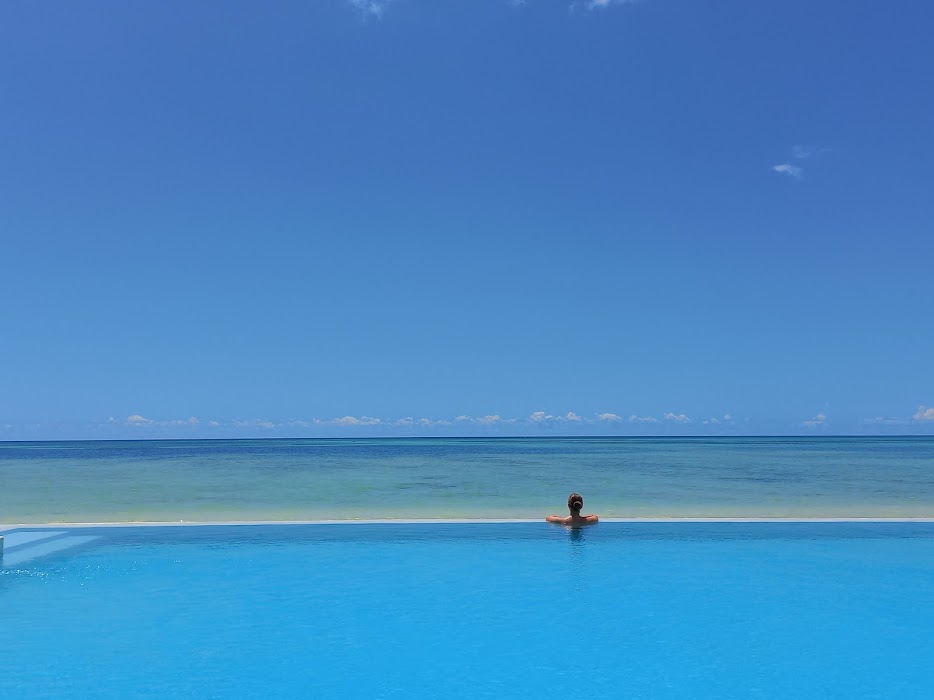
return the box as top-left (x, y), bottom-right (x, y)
top-left (2, 437), bottom-right (934, 521)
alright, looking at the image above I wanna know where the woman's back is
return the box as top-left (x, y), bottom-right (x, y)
top-left (546, 492), bottom-right (599, 526)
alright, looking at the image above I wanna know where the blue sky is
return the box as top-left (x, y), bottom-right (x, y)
top-left (1, 0), bottom-right (932, 439)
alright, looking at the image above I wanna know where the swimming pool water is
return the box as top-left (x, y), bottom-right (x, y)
top-left (2, 523), bottom-right (934, 699)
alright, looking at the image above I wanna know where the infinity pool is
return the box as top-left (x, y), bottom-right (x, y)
top-left (2, 522), bottom-right (933, 698)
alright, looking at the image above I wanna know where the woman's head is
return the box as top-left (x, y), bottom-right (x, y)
top-left (568, 493), bottom-right (583, 512)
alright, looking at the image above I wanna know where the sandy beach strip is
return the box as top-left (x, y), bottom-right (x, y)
top-left (4, 516), bottom-right (934, 530)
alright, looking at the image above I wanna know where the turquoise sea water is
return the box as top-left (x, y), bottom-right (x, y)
top-left (2, 522), bottom-right (934, 698)
top-left (1, 437), bottom-right (933, 522)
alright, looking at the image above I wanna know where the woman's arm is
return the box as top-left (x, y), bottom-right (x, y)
top-left (545, 515), bottom-right (569, 524)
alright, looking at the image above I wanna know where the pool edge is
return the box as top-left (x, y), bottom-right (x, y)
top-left (4, 516), bottom-right (934, 532)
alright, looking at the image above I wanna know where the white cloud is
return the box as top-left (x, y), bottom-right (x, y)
top-left (664, 412), bottom-right (690, 423)
top-left (451, 415), bottom-right (499, 425)
top-left (772, 163), bottom-right (803, 179)
top-left (125, 414), bottom-right (199, 427)
top-left (773, 145), bottom-right (829, 179)
top-left (232, 418), bottom-right (276, 429)
top-left (628, 414), bottom-right (658, 423)
top-left (598, 413), bottom-right (622, 422)
top-left (702, 414), bottom-right (734, 425)
top-left (379, 416), bottom-right (452, 427)
top-left (332, 415), bottom-right (382, 426)
top-left (802, 412), bottom-right (827, 427)
top-left (913, 406), bottom-right (934, 422)
top-left (529, 411), bottom-right (582, 423)
top-left (348, 0), bottom-right (389, 20)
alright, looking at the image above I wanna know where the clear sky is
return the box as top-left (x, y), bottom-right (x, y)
top-left (2, 0), bottom-right (932, 440)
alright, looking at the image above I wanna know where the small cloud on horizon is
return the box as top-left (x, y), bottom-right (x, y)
top-left (476, 414), bottom-right (502, 425)
top-left (914, 406), bottom-right (934, 422)
top-left (530, 410), bottom-right (584, 423)
top-left (598, 413), bottom-right (622, 421)
top-left (702, 413), bottom-right (734, 425)
top-left (233, 418), bottom-right (275, 429)
top-left (450, 415), bottom-right (505, 426)
top-left (124, 414), bottom-right (200, 427)
top-left (664, 412), bottom-right (690, 423)
top-left (802, 412), bottom-right (827, 427)
top-left (864, 416), bottom-right (902, 425)
top-left (628, 415), bottom-right (659, 423)
top-left (331, 415), bottom-right (382, 426)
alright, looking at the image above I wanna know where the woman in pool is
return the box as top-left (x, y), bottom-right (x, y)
top-left (546, 493), bottom-right (599, 526)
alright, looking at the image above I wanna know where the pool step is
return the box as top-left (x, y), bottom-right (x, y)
top-left (2, 530), bottom-right (68, 549)
top-left (1, 531), bottom-right (100, 568)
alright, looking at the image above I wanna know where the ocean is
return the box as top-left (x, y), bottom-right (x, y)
top-left (1, 436), bottom-right (933, 523)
